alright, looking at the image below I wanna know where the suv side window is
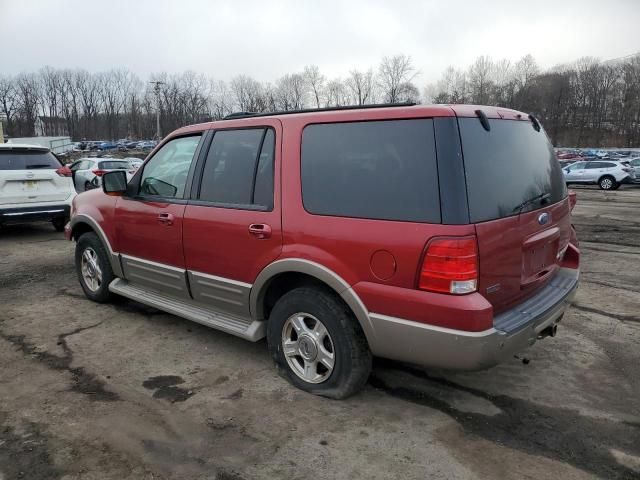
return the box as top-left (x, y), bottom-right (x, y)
top-left (585, 162), bottom-right (602, 169)
top-left (198, 128), bottom-right (274, 209)
top-left (301, 119), bottom-right (440, 223)
top-left (139, 135), bottom-right (201, 198)
top-left (567, 162), bottom-right (585, 171)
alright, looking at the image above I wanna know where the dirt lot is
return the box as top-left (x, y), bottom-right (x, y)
top-left (0, 187), bottom-right (639, 480)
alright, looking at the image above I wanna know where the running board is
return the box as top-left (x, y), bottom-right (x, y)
top-left (109, 278), bottom-right (266, 341)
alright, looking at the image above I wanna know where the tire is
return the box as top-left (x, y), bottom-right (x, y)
top-left (267, 286), bottom-right (372, 399)
top-left (52, 217), bottom-right (66, 232)
top-left (75, 232), bottom-right (114, 303)
top-left (599, 176), bottom-right (616, 190)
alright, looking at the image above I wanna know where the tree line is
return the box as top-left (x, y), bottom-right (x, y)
top-left (1, 53), bottom-right (638, 147)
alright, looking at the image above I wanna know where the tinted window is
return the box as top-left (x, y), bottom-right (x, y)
top-left (301, 119), bottom-right (440, 223)
top-left (99, 161), bottom-right (129, 170)
top-left (567, 162), bottom-right (585, 171)
top-left (139, 135), bottom-right (201, 198)
top-left (585, 162), bottom-right (602, 169)
top-left (602, 162), bottom-right (616, 168)
top-left (199, 128), bottom-right (272, 208)
top-left (253, 129), bottom-right (275, 209)
top-left (460, 118), bottom-right (567, 222)
top-left (0, 151), bottom-right (61, 170)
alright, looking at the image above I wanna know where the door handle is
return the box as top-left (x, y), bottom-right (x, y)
top-left (158, 213), bottom-right (175, 226)
top-left (248, 223), bottom-right (271, 239)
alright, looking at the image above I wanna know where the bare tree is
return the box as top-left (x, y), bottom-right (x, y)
top-left (378, 55), bottom-right (418, 103)
top-left (346, 69), bottom-right (375, 105)
top-left (303, 65), bottom-right (325, 108)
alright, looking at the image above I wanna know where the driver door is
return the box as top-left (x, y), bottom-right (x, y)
top-left (114, 134), bottom-right (203, 298)
top-left (565, 161), bottom-right (586, 183)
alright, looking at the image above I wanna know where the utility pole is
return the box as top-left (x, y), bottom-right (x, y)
top-left (149, 81), bottom-right (165, 140)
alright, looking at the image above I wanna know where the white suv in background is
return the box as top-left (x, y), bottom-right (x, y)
top-left (562, 160), bottom-right (636, 190)
top-left (0, 144), bottom-right (75, 231)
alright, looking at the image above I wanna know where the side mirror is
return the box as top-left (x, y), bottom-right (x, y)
top-left (102, 170), bottom-right (127, 196)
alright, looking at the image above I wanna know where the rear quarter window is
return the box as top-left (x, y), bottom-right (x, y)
top-left (301, 119), bottom-right (441, 223)
top-left (459, 118), bottom-right (567, 222)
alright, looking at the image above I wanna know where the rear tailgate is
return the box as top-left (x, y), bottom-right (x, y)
top-left (0, 150), bottom-right (73, 205)
top-left (455, 107), bottom-right (572, 313)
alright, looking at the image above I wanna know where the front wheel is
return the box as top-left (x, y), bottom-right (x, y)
top-left (75, 232), bottom-right (114, 302)
top-left (267, 287), bottom-right (372, 399)
top-left (599, 176), bottom-right (616, 190)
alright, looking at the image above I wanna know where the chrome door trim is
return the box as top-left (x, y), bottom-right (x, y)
top-left (120, 254), bottom-right (190, 299)
top-left (187, 270), bottom-right (252, 317)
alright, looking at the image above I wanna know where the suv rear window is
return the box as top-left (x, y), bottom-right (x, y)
top-left (98, 161), bottom-right (129, 170)
top-left (459, 118), bottom-right (567, 223)
top-left (301, 119), bottom-right (440, 223)
top-left (0, 150), bottom-right (61, 170)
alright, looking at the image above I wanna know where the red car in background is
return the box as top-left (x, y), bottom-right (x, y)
top-left (65, 104), bottom-right (580, 398)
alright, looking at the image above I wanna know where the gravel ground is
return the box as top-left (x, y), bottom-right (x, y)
top-left (0, 187), bottom-right (638, 480)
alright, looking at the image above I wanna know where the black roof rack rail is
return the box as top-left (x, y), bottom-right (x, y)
top-left (222, 102), bottom-right (416, 120)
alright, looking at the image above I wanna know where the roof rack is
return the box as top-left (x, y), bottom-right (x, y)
top-left (222, 102), bottom-right (416, 120)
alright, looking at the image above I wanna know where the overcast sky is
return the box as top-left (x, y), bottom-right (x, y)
top-left (2, 0), bottom-right (638, 84)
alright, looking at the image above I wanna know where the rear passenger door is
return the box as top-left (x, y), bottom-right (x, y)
top-left (583, 161), bottom-right (604, 182)
top-left (182, 121), bottom-right (282, 317)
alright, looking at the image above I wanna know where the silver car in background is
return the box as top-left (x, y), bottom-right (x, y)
top-left (562, 160), bottom-right (636, 190)
top-left (69, 158), bottom-right (132, 192)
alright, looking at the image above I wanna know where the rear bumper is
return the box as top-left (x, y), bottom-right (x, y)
top-left (367, 267), bottom-right (579, 370)
top-left (0, 204), bottom-right (70, 224)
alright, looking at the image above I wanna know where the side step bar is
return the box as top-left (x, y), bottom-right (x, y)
top-left (109, 278), bottom-right (266, 342)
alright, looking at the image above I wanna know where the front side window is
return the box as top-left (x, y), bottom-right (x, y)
top-left (198, 128), bottom-right (275, 209)
top-left (568, 162), bottom-right (585, 171)
top-left (139, 135), bottom-right (201, 198)
top-left (301, 119), bottom-right (440, 223)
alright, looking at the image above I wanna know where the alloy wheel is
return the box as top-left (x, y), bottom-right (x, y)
top-left (282, 312), bottom-right (335, 384)
top-left (80, 247), bottom-right (102, 292)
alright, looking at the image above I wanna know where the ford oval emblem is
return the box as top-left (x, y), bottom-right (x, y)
top-left (538, 212), bottom-right (550, 225)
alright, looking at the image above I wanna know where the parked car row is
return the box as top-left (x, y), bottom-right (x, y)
top-left (74, 140), bottom-right (158, 152)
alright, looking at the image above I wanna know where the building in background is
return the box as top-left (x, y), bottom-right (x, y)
top-left (34, 116), bottom-right (69, 137)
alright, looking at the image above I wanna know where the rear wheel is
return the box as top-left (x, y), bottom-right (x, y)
top-left (599, 176), bottom-right (616, 190)
top-left (75, 232), bottom-right (114, 302)
top-left (267, 287), bottom-right (372, 399)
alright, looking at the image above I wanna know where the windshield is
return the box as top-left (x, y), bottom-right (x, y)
top-left (0, 150), bottom-right (62, 170)
top-left (459, 118), bottom-right (567, 222)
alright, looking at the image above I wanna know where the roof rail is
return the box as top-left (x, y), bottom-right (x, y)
top-left (222, 102), bottom-right (416, 120)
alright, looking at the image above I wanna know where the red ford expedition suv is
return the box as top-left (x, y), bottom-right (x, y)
top-left (65, 104), bottom-right (580, 399)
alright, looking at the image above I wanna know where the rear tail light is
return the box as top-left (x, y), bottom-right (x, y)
top-left (419, 236), bottom-right (478, 294)
top-left (56, 166), bottom-right (72, 177)
top-left (92, 169), bottom-right (107, 176)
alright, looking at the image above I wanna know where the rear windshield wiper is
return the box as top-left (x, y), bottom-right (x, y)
top-left (26, 164), bottom-right (55, 169)
top-left (513, 192), bottom-right (551, 214)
